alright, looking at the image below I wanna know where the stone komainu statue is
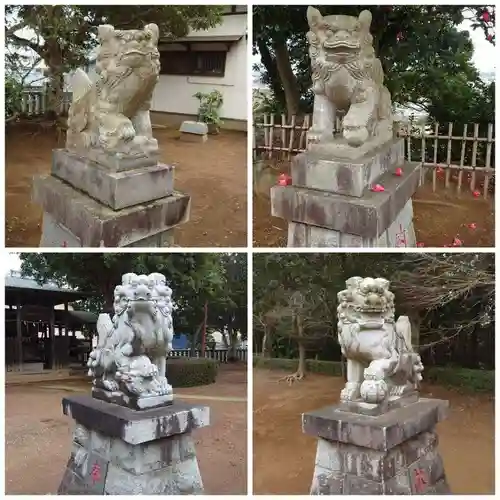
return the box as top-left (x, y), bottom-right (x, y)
top-left (87, 272), bottom-right (174, 406)
top-left (306, 7), bottom-right (394, 150)
top-left (337, 277), bottom-right (423, 405)
top-left (66, 24), bottom-right (160, 157)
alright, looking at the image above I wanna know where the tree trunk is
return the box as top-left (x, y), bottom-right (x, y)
top-left (273, 40), bottom-right (301, 118)
top-left (297, 340), bottom-right (306, 377)
top-left (190, 322), bottom-right (204, 356)
top-left (257, 39), bottom-right (286, 110)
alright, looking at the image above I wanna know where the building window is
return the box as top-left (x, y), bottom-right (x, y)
top-left (160, 51), bottom-right (226, 77)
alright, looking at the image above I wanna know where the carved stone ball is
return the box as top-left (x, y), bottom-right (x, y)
top-left (360, 379), bottom-right (388, 404)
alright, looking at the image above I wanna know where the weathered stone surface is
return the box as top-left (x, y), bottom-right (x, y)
top-left (292, 138), bottom-right (404, 197)
top-left (179, 121), bottom-right (209, 135)
top-left (271, 160), bottom-right (421, 240)
top-left (52, 149), bottom-right (174, 210)
top-left (305, 8), bottom-right (394, 151)
top-left (92, 387), bottom-right (174, 410)
top-left (66, 23), bottom-right (160, 161)
top-left (33, 174), bottom-right (190, 247)
top-left (337, 391), bottom-right (419, 417)
top-left (87, 273), bottom-right (175, 409)
top-left (180, 132), bottom-right (208, 143)
top-left (302, 399), bottom-right (449, 451)
top-left (58, 401), bottom-right (207, 495)
top-left (62, 395), bottom-right (210, 445)
top-left (308, 423), bottom-right (449, 495)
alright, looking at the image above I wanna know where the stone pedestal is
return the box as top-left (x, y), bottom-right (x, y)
top-left (58, 395), bottom-right (209, 495)
top-left (302, 398), bottom-right (450, 495)
top-left (270, 138), bottom-right (421, 247)
top-left (33, 149), bottom-right (190, 247)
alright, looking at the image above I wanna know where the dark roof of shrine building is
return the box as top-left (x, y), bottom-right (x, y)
top-left (5, 274), bottom-right (92, 307)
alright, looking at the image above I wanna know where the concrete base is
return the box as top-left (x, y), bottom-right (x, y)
top-left (303, 399), bottom-right (450, 495)
top-left (294, 139), bottom-right (404, 198)
top-left (58, 395), bottom-right (209, 495)
top-left (271, 137), bottom-right (420, 248)
top-left (287, 198), bottom-right (416, 248)
top-left (33, 175), bottom-right (190, 247)
top-left (52, 149), bottom-right (174, 210)
top-left (92, 387), bottom-right (174, 411)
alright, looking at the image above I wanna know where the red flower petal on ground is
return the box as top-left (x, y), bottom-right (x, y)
top-left (452, 237), bottom-right (463, 246)
top-left (278, 173), bottom-right (291, 186)
top-left (472, 190), bottom-right (480, 197)
top-left (394, 167), bottom-right (403, 176)
top-left (468, 223), bottom-right (477, 229)
top-left (371, 184), bottom-right (385, 192)
top-left (417, 242), bottom-right (425, 247)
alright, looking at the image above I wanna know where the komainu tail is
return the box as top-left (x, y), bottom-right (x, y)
top-left (71, 68), bottom-right (92, 103)
top-left (395, 315), bottom-right (412, 352)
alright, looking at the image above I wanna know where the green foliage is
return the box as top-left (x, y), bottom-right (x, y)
top-left (5, 75), bottom-right (23, 119)
top-left (254, 358), bottom-right (494, 393)
top-left (19, 253), bottom-right (247, 348)
top-left (253, 254), bottom-right (495, 369)
top-left (424, 366), bottom-right (494, 393)
top-left (253, 5), bottom-right (495, 124)
top-left (194, 90), bottom-right (224, 127)
top-left (166, 357), bottom-right (218, 387)
top-left (6, 5), bottom-right (224, 115)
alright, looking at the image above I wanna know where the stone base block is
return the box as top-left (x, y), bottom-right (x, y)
top-left (92, 387), bottom-right (174, 411)
top-left (84, 148), bottom-right (160, 172)
top-left (287, 198), bottom-right (415, 248)
top-left (179, 121), bottom-right (208, 143)
top-left (180, 132), bottom-right (208, 143)
top-left (294, 138), bottom-right (404, 197)
top-left (58, 396), bottom-right (210, 495)
top-left (272, 160), bottom-right (420, 242)
top-left (303, 399), bottom-right (450, 495)
top-left (33, 175), bottom-right (190, 247)
top-left (337, 391), bottom-right (419, 417)
top-left (52, 149), bottom-right (174, 210)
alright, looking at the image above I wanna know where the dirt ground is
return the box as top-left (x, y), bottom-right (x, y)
top-left (253, 160), bottom-right (494, 247)
top-left (253, 369), bottom-right (495, 495)
top-left (5, 364), bottom-right (247, 495)
top-left (5, 124), bottom-right (247, 247)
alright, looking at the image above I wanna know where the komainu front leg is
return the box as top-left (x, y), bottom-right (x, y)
top-left (343, 84), bottom-right (377, 146)
top-left (131, 96), bottom-right (158, 153)
top-left (307, 93), bottom-right (335, 146)
top-left (340, 359), bottom-right (364, 401)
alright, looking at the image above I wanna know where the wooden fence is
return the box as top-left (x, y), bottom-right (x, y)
top-left (253, 114), bottom-right (495, 199)
top-left (170, 348), bottom-right (247, 363)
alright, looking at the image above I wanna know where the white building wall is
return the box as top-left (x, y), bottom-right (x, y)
top-left (152, 14), bottom-right (247, 121)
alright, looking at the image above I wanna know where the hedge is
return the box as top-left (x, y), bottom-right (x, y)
top-left (166, 357), bottom-right (218, 388)
top-left (253, 356), bottom-right (494, 393)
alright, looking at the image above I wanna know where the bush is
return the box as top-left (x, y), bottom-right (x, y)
top-left (253, 356), bottom-right (494, 393)
top-left (166, 357), bottom-right (218, 388)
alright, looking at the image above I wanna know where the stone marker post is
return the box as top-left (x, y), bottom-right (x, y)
top-left (302, 277), bottom-right (450, 494)
top-left (58, 273), bottom-right (210, 495)
top-left (271, 8), bottom-right (421, 247)
top-left (33, 24), bottom-right (190, 247)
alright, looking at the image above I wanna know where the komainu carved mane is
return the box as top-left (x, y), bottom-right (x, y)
top-left (66, 23), bottom-right (160, 159)
top-left (306, 7), bottom-right (394, 155)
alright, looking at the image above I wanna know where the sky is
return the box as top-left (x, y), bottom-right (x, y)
top-left (6, 253), bottom-right (21, 272)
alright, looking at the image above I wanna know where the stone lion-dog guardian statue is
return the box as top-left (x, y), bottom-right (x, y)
top-left (87, 272), bottom-right (174, 410)
top-left (306, 7), bottom-right (394, 157)
top-left (336, 276), bottom-right (424, 413)
top-left (66, 23), bottom-right (160, 161)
